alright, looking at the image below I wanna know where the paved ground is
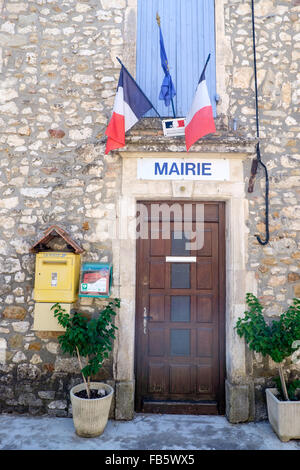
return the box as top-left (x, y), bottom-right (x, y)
top-left (0, 413), bottom-right (300, 451)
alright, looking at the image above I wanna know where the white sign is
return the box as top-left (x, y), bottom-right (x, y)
top-left (81, 279), bottom-right (107, 293)
top-left (137, 158), bottom-right (230, 181)
top-left (51, 272), bottom-right (57, 287)
top-left (162, 118), bottom-right (186, 137)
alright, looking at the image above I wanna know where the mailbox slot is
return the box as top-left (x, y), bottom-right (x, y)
top-left (42, 260), bottom-right (68, 264)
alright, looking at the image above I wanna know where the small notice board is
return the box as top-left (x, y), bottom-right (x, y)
top-left (79, 262), bottom-right (112, 298)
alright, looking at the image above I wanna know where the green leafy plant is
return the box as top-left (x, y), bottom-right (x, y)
top-left (273, 377), bottom-right (300, 401)
top-left (235, 293), bottom-right (300, 401)
top-left (51, 298), bottom-right (120, 399)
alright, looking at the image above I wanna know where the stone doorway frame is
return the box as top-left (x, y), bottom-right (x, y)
top-left (112, 151), bottom-right (257, 422)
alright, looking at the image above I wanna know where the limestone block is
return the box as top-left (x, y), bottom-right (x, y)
top-left (52, 187), bottom-right (83, 199)
top-left (54, 357), bottom-right (86, 374)
top-left (2, 306), bottom-right (26, 320)
top-left (18, 14), bottom-right (38, 26)
top-left (0, 217), bottom-right (15, 230)
top-left (69, 128), bottom-right (93, 140)
top-left (226, 380), bottom-right (250, 423)
top-left (275, 176), bottom-right (300, 189)
top-left (270, 238), bottom-right (297, 255)
top-left (17, 363), bottom-right (41, 381)
top-left (0, 338), bottom-right (6, 365)
top-left (1, 21), bottom-right (15, 34)
top-left (0, 197), bottom-right (18, 209)
top-left (255, 0), bottom-right (275, 17)
top-left (12, 351), bottom-right (27, 363)
top-left (28, 342), bottom-right (41, 351)
top-left (38, 391), bottom-right (55, 400)
top-left (288, 273), bottom-right (300, 282)
top-left (293, 284), bottom-right (300, 297)
top-left (0, 240), bottom-right (9, 256)
top-left (101, 0), bottom-right (126, 9)
top-left (9, 334), bottom-right (23, 349)
top-left (285, 116), bottom-right (297, 126)
top-left (72, 74), bottom-right (95, 85)
top-left (52, 13), bottom-right (68, 23)
top-left (48, 400), bottom-right (67, 410)
top-left (18, 393), bottom-right (42, 407)
top-left (268, 276), bottom-right (286, 287)
top-left (115, 380), bottom-right (135, 420)
top-left (0, 33), bottom-right (27, 47)
top-left (20, 188), bottom-right (52, 198)
top-left (0, 89), bottom-right (18, 104)
top-left (18, 126), bottom-right (31, 136)
top-left (96, 10), bottom-right (112, 21)
top-left (0, 258), bottom-right (21, 274)
top-left (233, 67), bottom-right (252, 89)
top-left (254, 386), bottom-right (268, 421)
top-left (6, 2), bottom-right (27, 13)
top-left (7, 135), bottom-right (25, 147)
top-left (76, 3), bottom-right (91, 13)
top-left (73, 15), bottom-right (84, 22)
top-left (30, 354), bottom-right (42, 364)
top-left (63, 27), bottom-right (75, 36)
top-left (46, 342), bottom-right (59, 354)
top-left (236, 3), bottom-right (251, 15)
top-left (0, 101), bottom-right (18, 115)
top-left (12, 321), bottom-right (30, 333)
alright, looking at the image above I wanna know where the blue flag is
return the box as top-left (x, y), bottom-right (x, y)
top-left (158, 27), bottom-right (176, 107)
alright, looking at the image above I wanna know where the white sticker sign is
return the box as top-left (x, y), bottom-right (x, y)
top-left (81, 279), bottom-right (107, 293)
top-left (137, 158), bottom-right (230, 181)
top-left (51, 272), bottom-right (58, 287)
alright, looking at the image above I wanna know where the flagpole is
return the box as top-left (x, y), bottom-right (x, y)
top-left (171, 97), bottom-right (176, 119)
top-left (116, 57), bottom-right (162, 120)
top-left (156, 13), bottom-right (176, 118)
top-left (199, 53), bottom-right (211, 83)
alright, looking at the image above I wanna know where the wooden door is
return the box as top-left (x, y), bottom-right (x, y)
top-left (135, 201), bottom-right (225, 414)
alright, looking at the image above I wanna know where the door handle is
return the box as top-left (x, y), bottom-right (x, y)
top-left (143, 307), bottom-right (152, 334)
top-left (165, 256), bottom-right (196, 262)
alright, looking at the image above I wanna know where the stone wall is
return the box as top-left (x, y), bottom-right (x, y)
top-left (0, 0), bottom-right (299, 419)
top-left (0, 0), bottom-right (124, 416)
top-left (227, 0), bottom-right (300, 312)
top-left (225, 0), bottom-right (300, 419)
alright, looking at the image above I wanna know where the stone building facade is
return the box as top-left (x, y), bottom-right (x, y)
top-left (0, 0), bottom-right (299, 422)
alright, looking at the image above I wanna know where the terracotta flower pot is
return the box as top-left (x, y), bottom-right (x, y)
top-left (266, 388), bottom-right (300, 442)
top-left (70, 382), bottom-right (114, 438)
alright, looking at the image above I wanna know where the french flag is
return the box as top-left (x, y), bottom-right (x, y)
top-left (105, 65), bottom-right (153, 154)
top-left (185, 54), bottom-right (216, 152)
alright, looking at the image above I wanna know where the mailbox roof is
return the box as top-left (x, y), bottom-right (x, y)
top-left (29, 225), bottom-right (84, 254)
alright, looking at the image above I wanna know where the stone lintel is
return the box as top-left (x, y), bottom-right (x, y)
top-left (118, 136), bottom-right (257, 156)
top-left (119, 151), bottom-right (251, 160)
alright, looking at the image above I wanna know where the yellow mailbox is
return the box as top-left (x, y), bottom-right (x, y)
top-left (34, 252), bottom-right (81, 303)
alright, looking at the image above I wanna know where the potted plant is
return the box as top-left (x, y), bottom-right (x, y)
top-left (51, 298), bottom-right (120, 438)
top-left (235, 293), bottom-right (300, 442)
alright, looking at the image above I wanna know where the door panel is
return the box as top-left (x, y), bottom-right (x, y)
top-left (136, 201), bottom-right (225, 415)
top-left (196, 295), bottom-right (213, 322)
top-left (149, 294), bottom-right (165, 322)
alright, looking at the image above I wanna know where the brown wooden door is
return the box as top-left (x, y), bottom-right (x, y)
top-left (135, 201), bottom-right (225, 414)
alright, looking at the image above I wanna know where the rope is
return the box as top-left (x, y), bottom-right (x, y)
top-left (255, 143), bottom-right (270, 246)
top-left (251, 0), bottom-right (270, 245)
